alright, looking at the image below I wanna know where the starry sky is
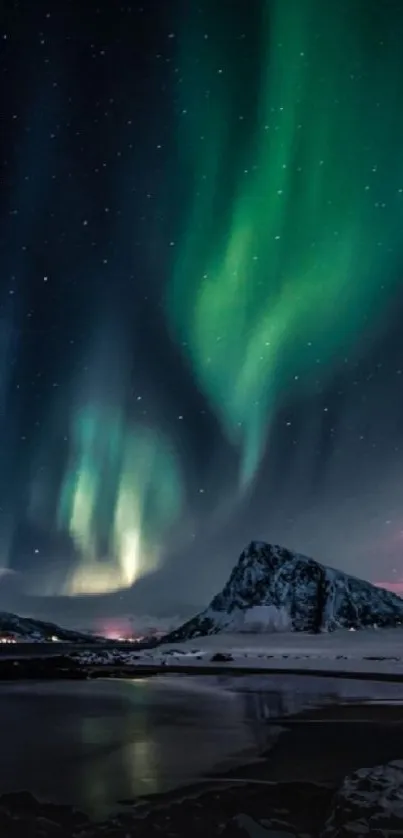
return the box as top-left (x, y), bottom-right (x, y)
top-left (1, 0), bottom-right (403, 628)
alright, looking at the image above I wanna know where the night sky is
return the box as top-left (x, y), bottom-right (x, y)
top-left (1, 0), bottom-right (403, 628)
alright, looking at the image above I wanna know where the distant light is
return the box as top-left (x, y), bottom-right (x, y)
top-left (50, 635), bottom-right (60, 642)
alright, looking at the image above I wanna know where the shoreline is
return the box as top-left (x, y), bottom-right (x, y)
top-left (3, 653), bottom-right (403, 683)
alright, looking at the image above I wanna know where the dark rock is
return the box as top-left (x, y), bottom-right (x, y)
top-left (321, 760), bottom-right (403, 836)
top-left (33, 815), bottom-right (65, 835)
top-left (0, 656), bottom-right (88, 680)
top-left (0, 790), bottom-right (89, 837)
top-left (210, 653), bottom-right (234, 662)
top-left (106, 780), bottom-right (332, 838)
top-left (221, 813), bottom-right (300, 836)
top-left (0, 780), bottom-right (332, 838)
top-left (0, 791), bottom-right (40, 812)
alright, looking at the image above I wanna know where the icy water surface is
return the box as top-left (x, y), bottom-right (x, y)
top-left (1, 674), bottom-right (403, 818)
top-left (0, 676), bottom-right (270, 816)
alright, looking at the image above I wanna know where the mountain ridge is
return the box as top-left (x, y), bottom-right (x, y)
top-left (0, 611), bottom-right (97, 643)
top-left (162, 541), bottom-right (403, 642)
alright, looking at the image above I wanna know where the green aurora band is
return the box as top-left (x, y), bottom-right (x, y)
top-left (168, 0), bottom-right (403, 484)
top-left (28, 325), bottom-right (183, 596)
top-left (56, 405), bottom-right (182, 594)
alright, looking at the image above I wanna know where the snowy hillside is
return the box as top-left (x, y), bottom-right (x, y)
top-left (0, 611), bottom-right (96, 643)
top-left (164, 541), bottom-right (403, 641)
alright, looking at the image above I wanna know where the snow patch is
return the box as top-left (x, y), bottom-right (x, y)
top-left (241, 606), bottom-right (292, 633)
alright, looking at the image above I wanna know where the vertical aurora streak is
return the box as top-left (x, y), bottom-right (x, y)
top-left (168, 0), bottom-right (403, 483)
top-left (57, 405), bottom-right (182, 595)
top-left (28, 321), bottom-right (183, 596)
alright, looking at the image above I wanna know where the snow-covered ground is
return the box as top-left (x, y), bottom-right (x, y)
top-left (72, 627), bottom-right (403, 680)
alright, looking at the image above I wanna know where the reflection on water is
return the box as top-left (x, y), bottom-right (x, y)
top-left (0, 678), bottom-right (253, 817)
top-left (0, 674), bottom-right (399, 818)
top-left (240, 685), bottom-right (343, 750)
top-left (77, 689), bottom-right (162, 813)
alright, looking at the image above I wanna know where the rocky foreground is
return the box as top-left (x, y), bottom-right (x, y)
top-left (2, 760), bottom-right (403, 837)
top-left (0, 655), bottom-right (89, 680)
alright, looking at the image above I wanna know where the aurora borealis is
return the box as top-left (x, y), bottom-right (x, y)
top-left (169, 0), bottom-right (403, 484)
top-left (2, 0), bottom-right (403, 625)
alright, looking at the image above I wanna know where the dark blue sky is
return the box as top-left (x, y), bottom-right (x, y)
top-left (1, 0), bottom-right (403, 628)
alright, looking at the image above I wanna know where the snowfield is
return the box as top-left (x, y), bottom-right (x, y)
top-left (73, 627), bottom-right (403, 679)
top-left (145, 628), bottom-right (403, 676)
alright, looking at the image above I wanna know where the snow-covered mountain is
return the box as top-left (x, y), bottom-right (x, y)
top-left (0, 611), bottom-right (97, 643)
top-left (163, 541), bottom-right (403, 641)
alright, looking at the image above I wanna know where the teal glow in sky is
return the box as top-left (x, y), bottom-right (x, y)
top-left (27, 324), bottom-right (183, 595)
top-left (168, 0), bottom-right (403, 483)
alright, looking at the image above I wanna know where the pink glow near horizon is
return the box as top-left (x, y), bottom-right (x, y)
top-left (374, 580), bottom-right (403, 594)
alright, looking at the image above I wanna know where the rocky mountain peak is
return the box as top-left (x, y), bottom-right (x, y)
top-left (162, 541), bottom-right (403, 642)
